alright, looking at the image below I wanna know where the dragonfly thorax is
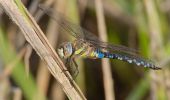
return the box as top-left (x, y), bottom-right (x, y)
top-left (57, 42), bottom-right (73, 59)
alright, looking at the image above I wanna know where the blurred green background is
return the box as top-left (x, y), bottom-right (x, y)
top-left (0, 0), bottom-right (170, 100)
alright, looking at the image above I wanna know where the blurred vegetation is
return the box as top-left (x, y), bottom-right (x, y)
top-left (0, 0), bottom-right (170, 100)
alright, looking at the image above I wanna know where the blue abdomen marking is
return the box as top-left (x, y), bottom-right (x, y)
top-left (96, 49), bottom-right (105, 58)
top-left (96, 49), bottom-right (160, 70)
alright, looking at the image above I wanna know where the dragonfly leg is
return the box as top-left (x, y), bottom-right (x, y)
top-left (71, 58), bottom-right (79, 79)
top-left (62, 58), bottom-right (70, 72)
top-left (64, 57), bottom-right (79, 79)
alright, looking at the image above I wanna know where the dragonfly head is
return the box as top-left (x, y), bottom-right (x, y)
top-left (57, 42), bottom-right (73, 59)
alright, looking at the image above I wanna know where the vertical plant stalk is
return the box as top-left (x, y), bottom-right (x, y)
top-left (0, 0), bottom-right (86, 99)
top-left (95, 0), bottom-right (115, 100)
top-left (13, 88), bottom-right (22, 100)
top-left (144, 0), bottom-right (166, 99)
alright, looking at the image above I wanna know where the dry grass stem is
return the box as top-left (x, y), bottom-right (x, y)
top-left (95, 0), bottom-right (115, 100)
top-left (36, 0), bottom-right (66, 96)
top-left (36, 0), bottom-right (56, 95)
top-left (144, 0), bottom-right (166, 99)
top-left (0, 78), bottom-right (10, 100)
top-left (0, 0), bottom-right (86, 99)
top-left (13, 88), bottom-right (22, 100)
top-left (24, 45), bottom-right (32, 77)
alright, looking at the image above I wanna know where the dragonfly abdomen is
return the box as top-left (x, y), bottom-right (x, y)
top-left (96, 49), bottom-right (160, 70)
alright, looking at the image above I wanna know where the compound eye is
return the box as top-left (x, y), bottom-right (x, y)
top-left (58, 42), bottom-right (73, 59)
top-left (63, 48), bottom-right (67, 56)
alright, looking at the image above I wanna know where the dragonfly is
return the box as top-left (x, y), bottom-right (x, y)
top-left (39, 5), bottom-right (161, 76)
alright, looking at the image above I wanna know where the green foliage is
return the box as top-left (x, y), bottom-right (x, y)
top-left (0, 21), bottom-right (45, 100)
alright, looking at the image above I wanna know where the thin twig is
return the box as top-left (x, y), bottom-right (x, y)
top-left (0, 0), bottom-right (86, 99)
top-left (24, 44), bottom-right (32, 77)
top-left (95, 0), bottom-right (115, 100)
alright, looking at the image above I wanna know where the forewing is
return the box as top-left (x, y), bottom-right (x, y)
top-left (81, 29), bottom-right (139, 56)
top-left (88, 39), bottom-right (139, 56)
top-left (39, 5), bottom-right (84, 39)
top-left (39, 5), bottom-right (139, 56)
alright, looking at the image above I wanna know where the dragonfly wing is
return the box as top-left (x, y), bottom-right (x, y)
top-left (38, 5), bottom-right (84, 39)
top-left (88, 39), bottom-right (139, 56)
top-left (81, 29), bottom-right (139, 56)
top-left (39, 5), bottom-right (139, 56)
top-left (39, 5), bottom-right (160, 69)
